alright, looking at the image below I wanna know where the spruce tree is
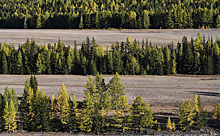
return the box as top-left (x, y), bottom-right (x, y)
top-left (2, 54), bottom-right (8, 74)
top-left (3, 85), bottom-right (10, 106)
top-left (195, 95), bottom-right (205, 129)
top-left (79, 15), bottom-right (84, 29)
top-left (0, 94), bottom-right (4, 131)
top-left (16, 50), bottom-right (23, 74)
top-left (130, 96), bottom-right (155, 133)
top-left (30, 75), bottom-right (38, 94)
top-left (3, 99), bottom-right (17, 132)
top-left (108, 72), bottom-right (125, 110)
top-left (10, 88), bottom-right (18, 112)
top-left (166, 116), bottom-right (172, 131)
top-left (19, 77), bottom-right (30, 130)
top-left (57, 83), bottom-right (70, 129)
top-left (79, 92), bottom-right (94, 132)
top-left (69, 95), bottom-right (79, 133)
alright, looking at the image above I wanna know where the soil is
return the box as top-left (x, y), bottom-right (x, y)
top-left (0, 74), bottom-right (219, 113)
top-left (0, 29), bottom-right (219, 48)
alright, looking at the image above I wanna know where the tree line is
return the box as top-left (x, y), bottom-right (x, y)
top-left (1, 33), bottom-right (220, 75)
top-left (1, 0), bottom-right (220, 29)
top-left (0, 74), bottom-right (219, 134)
top-left (0, 73), bottom-right (220, 134)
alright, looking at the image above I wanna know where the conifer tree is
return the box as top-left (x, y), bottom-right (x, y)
top-left (2, 54), bottom-right (8, 74)
top-left (166, 116), bottom-right (172, 131)
top-left (3, 85), bottom-right (10, 106)
top-left (30, 75), bottom-right (38, 94)
top-left (79, 92), bottom-right (94, 132)
top-left (108, 72), bottom-right (125, 110)
top-left (19, 77), bottom-right (30, 130)
top-left (130, 96), bottom-right (155, 133)
top-left (3, 99), bottom-right (17, 132)
top-left (26, 87), bottom-right (34, 130)
top-left (36, 53), bottom-right (42, 75)
top-left (212, 103), bottom-right (220, 127)
top-left (57, 83), bottom-right (70, 129)
top-left (172, 120), bottom-right (176, 131)
top-left (165, 47), bottom-right (171, 75)
top-left (16, 50), bottom-right (23, 74)
top-left (69, 95), bottom-right (79, 133)
top-left (10, 88), bottom-right (18, 112)
top-left (195, 95), bottom-right (205, 129)
top-left (0, 94), bottom-right (4, 131)
top-left (79, 15), bottom-right (84, 29)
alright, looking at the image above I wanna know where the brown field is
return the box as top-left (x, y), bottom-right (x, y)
top-left (0, 29), bottom-right (220, 48)
top-left (0, 74), bottom-right (219, 114)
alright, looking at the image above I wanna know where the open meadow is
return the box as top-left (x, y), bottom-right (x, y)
top-left (0, 74), bottom-right (219, 114)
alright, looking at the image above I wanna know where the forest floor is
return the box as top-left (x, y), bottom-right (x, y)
top-left (0, 74), bottom-right (220, 135)
top-left (0, 29), bottom-right (220, 48)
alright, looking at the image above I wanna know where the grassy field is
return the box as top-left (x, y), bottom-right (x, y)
top-left (0, 29), bottom-right (219, 48)
top-left (0, 74), bottom-right (219, 113)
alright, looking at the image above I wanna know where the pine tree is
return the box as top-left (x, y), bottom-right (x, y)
top-left (30, 75), bottom-right (38, 94)
top-left (19, 77), bottom-right (30, 130)
top-left (89, 60), bottom-right (97, 75)
top-left (195, 95), bottom-right (205, 129)
top-left (17, 50), bottom-right (23, 74)
top-left (26, 87), bottom-right (34, 130)
top-left (3, 99), bottom-right (17, 132)
top-left (108, 72), bottom-right (125, 110)
top-left (179, 99), bottom-right (197, 131)
top-left (3, 85), bottom-right (10, 106)
top-left (36, 53), bottom-right (42, 75)
top-left (69, 95), bottom-right (79, 133)
top-left (79, 15), bottom-right (84, 29)
top-left (166, 116), bottom-right (172, 131)
top-left (57, 83), bottom-right (70, 129)
top-left (10, 88), bottom-right (18, 112)
top-left (0, 94), bottom-right (4, 131)
top-left (212, 103), bottom-right (220, 127)
top-left (2, 54), bottom-right (8, 74)
top-left (171, 49), bottom-right (176, 74)
top-left (172, 120), bottom-right (176, 131)
top-left (165, 47), bottom-right (171, 75)
top-left (130, 96), bottom-right (155, 133)
top-left (79, 92), bottom-right (94, 132)
top-left (36, 14), bottom-right (42, 29)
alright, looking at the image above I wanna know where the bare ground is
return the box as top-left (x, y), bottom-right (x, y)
top-left (0, 29), bottom-right (220, 48)
top-left (0, 74), bottom-right (219, 113)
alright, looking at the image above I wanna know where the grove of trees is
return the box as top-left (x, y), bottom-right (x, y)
top-left (1, 33), bottom-right (220, 75)
top-left (0, 74), bottom-right (219, 134)
top-left (0, 0), bottom-right (220, 29)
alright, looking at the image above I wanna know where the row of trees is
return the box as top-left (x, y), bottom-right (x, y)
top-left (1, 33), bottom-right (220, 75)
top-left (0, 74), bottom-right (219, 133)
top-left (1, 0), bottom-right (220, 29)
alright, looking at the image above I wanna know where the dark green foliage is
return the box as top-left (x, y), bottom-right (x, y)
top-left (30, 75), bottom-right (38, 94)
top-left (0, 34), bottom-right (220, 76)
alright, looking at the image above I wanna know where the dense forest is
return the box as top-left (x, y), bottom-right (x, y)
top-left (0, 74), bottom-right (219, 133)
top-left (0, 0), bottom-right (220, 29)
top-left (0, 33), bottom-right (220, 75)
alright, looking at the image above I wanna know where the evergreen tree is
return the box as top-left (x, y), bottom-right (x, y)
top-left (166, 116), bottom-right (172, 131)
top-left (108, 72), bottom-right (125, 110)
top-left (16, 50), bottom-right (23, 74)
top-left (79, 92), bottom-right (94, 132)
top-left (3, 99), bottom-right (17, 132)
top-left (130, 96), bottom-right (155, 133)
top-left (2, 54), bottom-right (8, 74)
top-left (195, 95), bottom-right (205, 129)
top-left (3, 85), bottom-right (10, 106)
top-left (30, 75), bottom-right (38, 94)
top-left (57, 83), bottom-right (70, 129)
top-left (36, 53), bottom-right (42, 75)
top-left (0, 94), bottom-right (4, 131)
top-left (10, 88), bottom-right (18, 112)
top-left (69, 95), bottom-right (79, 133)
top-left (79, 15), bottom-right (84, 29)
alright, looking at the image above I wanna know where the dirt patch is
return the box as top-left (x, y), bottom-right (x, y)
top-left (0, 74), bottom-right (219, 114)
top-left (0, 29), bottom-right (219, 48)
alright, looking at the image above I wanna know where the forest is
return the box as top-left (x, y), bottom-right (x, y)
top-left (0, 33), bottom-right (220, 75)
top-left (0, 0), bottom-right (220, 29)
top-left (0, 74), bottom-right (220, 134)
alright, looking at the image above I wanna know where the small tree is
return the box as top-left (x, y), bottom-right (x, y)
top-left (166, 116), bottom-right (172, 131)
top-left (3, 99), bottom-right (17, 132)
